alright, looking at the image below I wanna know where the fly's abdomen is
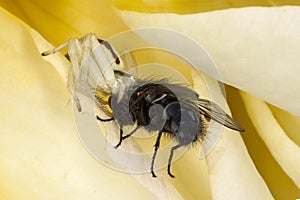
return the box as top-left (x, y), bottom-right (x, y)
top-left (164, 102), bottom-right (202, 145)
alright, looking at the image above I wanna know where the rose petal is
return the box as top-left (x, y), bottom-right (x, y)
top-left (117, 6), bottom-right (300, 117)
top-left (0, 0), bottom-right (128, 44)
top-left (192, 72), bottom-right (274, 200)
top-left (268, 104), bottom-right (300, 146)
top-left (0, 7), bottom-right (182, 199)
top-left (241, 91), bottom-right (300, 189)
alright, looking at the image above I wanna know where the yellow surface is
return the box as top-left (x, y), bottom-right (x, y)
top-left (0, 8), bottom-right (158, 200)
top-left (113, 0), bottom-right (300, 13)
top-left (0, 0), bottom-right (299, 199)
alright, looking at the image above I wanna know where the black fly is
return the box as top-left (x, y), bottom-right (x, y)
top-left (96, 71), bottom-right (245, 178)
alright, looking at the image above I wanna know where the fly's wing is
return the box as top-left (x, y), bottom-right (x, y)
top-left (199, 119), bottom-right (222, 159)
top-left (196, 98), bottom-right (245, 132)
top-left (195, 98), bottom-right (245, 158)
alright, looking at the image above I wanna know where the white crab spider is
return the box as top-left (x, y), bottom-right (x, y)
top-left (42, 33), bottom-right (125, 112)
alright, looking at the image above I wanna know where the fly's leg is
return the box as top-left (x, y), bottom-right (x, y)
top-left (151, 130), bottom-right (163, 178)
top-left (167, 144), bottom-right (183, 178)
top-left (114, 124), bottom-right (124, 148)
top-left (122, 126), bottom-right (139, 140)
top-left (115, 125), bottom-right (140, 148)
top-left (96, 116), bottom-right (114, 122)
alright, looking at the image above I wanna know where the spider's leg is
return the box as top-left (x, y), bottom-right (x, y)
top-left (151, 130), bottom-right (163, 178)
top-left (66, 38), bottom-right (87, 112)
top-left (167, 144), bottom-right (183, 178)
top-left (84, 34), bottom-right (118, 92)
top-left (70, 33), bottom-right (116, 112)
top-left (41, 37), bottom-right (84, 112)
top-left (41, 41), bottom-right (69, 56)
top-left (120, 48), bottom-right (137, 71)
top-left (78, 34), bottom-right (109, 92)
top-left (114, 48), bottom-right (136, 102)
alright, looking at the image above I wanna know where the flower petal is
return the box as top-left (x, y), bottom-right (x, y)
top-left (192, 73), bottom-right (274, 200)
top-left (113, 0), bottom-right (300, 13)
top-left (0, 0), bottom-right (128, 45)
top-left (0, 7), bottom-right (181, 199)
top-left (117, 6), bottom-right (300, 117)
top-left (241, 91), bottom-right (300, 189)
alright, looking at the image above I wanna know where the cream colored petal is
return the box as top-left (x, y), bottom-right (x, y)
top-left (269, 104), bottom-right (300, 146)
top-left (0, 7), bottom-right (183, 200)
top-left (241, 92), bottom-right (300, 189)
top-left (117, 6), bottom-right (300, 117)
top-left (192, 73), bottom-right (274, 200)
top-left (0, 0), bottom-right (128, 45)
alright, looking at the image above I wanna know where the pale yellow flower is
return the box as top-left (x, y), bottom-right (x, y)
top-left (0, 0), bottom-right (299, 199)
